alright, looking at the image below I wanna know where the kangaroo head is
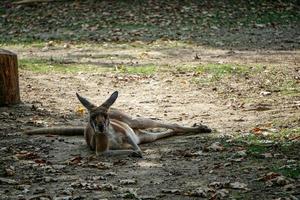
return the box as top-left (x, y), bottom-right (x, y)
top-left (76, 91), bottom-right (118, 135)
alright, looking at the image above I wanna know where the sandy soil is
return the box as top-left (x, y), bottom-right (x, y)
top-left (0, 44), bottom-right (299, 199)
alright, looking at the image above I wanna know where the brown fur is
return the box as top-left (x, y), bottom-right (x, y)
top-left (24, 91), bottom-right (212, 157)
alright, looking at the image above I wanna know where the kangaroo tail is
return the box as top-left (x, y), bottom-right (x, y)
top-left (24, 127), bottom-right (85, 136)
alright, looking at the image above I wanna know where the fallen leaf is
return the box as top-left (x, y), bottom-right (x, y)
top-left (119, 179), bottom-right (137, 185)
top-left (260, 91), bottom-right (272, 96)
top-left (15, 151), bottom-right (39, 160)
top-left (209, 181), bottom-right (226, 189)
top-left (283, 184), bottom-right (296, 191)
top-left (68, 156), bottom-right (83, 165)
top-left (251, 127), bottom-right (262, 135)
top-left (87, 162), bottom-right (112, 169)
top-left (229, 182), bottom-right (248, 190)
top-left (261, 153), bottom-right (273, 158)
top-left (187, 187), bottom-right (209, 197)
top-left (208, 142), bottom-right (224, 151)
top-left (0, 177), bottom-right (18, 185)
top-left (161, 189), bottom-right (181, 194)
top-left (212, 189), bottom-right (229, 199)
top-left (5, 166), bottom-right (15, 176)
top-left (258, 172), bottom-right (280, 181)
top-left (76, 106), bottom-right (85, 116)
top-left (274, 176), bottom-right (290, 186)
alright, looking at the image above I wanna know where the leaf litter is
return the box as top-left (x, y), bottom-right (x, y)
top-left (0, 1), bottom-right (299, 199)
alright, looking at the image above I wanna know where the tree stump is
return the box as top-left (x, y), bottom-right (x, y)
top-left (0, 49), bottom-right (20, 106)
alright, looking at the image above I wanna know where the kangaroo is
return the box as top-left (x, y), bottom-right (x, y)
top-left (24, 91), bottom-right (211, 157)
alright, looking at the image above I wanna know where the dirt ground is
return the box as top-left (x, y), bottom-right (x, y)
top-left (0, 42), bottom-right (299, 200)
top-left (0, 1), bottom-right (299, 199)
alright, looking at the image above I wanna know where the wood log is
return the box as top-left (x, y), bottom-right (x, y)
top-left (0, 49), bottom-right (20, 106)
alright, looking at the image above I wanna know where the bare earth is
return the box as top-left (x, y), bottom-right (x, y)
top-left (0, 43), bottom-right (299, 199)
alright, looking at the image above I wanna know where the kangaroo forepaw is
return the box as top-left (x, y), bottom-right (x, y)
top-left (193, 123), bottom-right (212, 133)
top-left (130, 151), bottom-right (143, 158)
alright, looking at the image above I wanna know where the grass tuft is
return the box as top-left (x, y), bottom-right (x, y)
top-left (116, 65), bottom-right (157, 75)
top-left (19, 58), bottom-right (108, 73)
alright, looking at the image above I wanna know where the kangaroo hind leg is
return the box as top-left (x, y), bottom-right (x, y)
top-left (137, 130), bottom-right (178, 144)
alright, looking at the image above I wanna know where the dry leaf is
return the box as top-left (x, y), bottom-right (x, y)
top-left (208, 142), bottom-right (224, 152)
top-left (212, 189), bottom-right (229, 199)
top-left (251, 127), bottom-right (262, 135)
top-left (261, 153), bottom-right (273, 158)
top-left (188, 187), bottom-right (210, 197)
top-left (229, 182), bottom-right (248, 190)
top-left (68, 156), bottom-right (83, 165)
top-left (258, 172), bottom-right (280, 181)
top-left (15, 151), bottom-right (39, 160)
top-left (119, 179), bottom-right (137, 185)
top-left (76, 106), bottom-right (85, 116)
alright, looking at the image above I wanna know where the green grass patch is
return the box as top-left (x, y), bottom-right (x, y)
top-left (116, 65), bottom-right (157, 75)
top-left (179, 63), bottom-right (262, 84)
top-left (195, 64), bottom-right (254, 76)
top-left (227, 128), bottom-right (300, 161)
top-left (19, 58), bottom-right (109, 73)
top-left (268, 128), bottom-right (300, 141)
top-left (273, 165), bottom-right (300, 179)
top-left (278, 80), bottom-right (300, 96)
top-left (232, 128), bottom-right (300, 145)
top-left (175, 63), bottom-right (255, 76)
top-left (246, 144), bottom-right (269, 157)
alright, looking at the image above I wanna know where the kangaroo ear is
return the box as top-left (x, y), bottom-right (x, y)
top-left (76, 93), bottom-right (96, 111)
top-left (101, 91), bottom-right (118, 109)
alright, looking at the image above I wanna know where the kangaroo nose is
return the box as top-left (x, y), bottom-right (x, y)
top-left (98, 124), bottom-right (104, 132)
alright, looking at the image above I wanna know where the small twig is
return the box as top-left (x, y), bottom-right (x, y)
top-left (289, 135), bottom-right (300, 141)
top-left (13, 0), bottom-right (55, 5)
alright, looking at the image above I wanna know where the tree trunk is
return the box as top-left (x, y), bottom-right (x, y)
top-left (0, 49), bottom-right (20, 106)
